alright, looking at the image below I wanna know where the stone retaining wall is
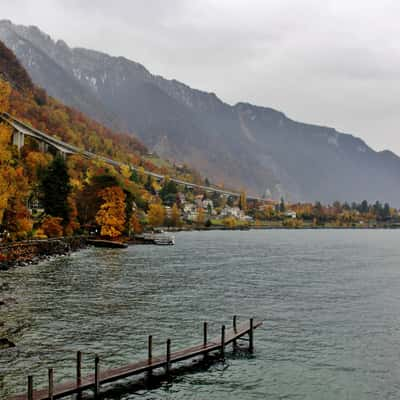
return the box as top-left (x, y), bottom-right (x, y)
top-left (0, 237), bottom-right (87, 269)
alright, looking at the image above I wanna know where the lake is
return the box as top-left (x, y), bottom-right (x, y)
top-left (1, 230), bottom-right (400, 399)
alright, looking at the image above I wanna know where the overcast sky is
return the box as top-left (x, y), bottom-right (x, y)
top-left (2, 0), bottom-right (400, 154)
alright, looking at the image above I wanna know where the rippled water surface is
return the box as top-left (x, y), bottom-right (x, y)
top-left (2, 230), bottom-right (400, 399)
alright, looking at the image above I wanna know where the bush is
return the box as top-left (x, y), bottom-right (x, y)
top-left (41, 217), bottom-right (63, 238)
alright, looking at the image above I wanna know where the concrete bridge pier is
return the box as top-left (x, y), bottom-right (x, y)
top-left (12, 130), bottom-right (24, 151)
top-left (39, 141), bottom-right (49, 153)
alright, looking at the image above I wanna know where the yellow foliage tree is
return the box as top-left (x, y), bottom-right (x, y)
top-left (137, 166), bottom-right (146, 183)
top-left (170, 203), bottom-right (182, 227)
top-left (96, 186), bottom-right (126, 238)
top-left (196, 207), bottom-right (205, 226)
top-left (148, 203), bottom-right (165, 227)
top-left (24, 151), bottom-right (52, 182)
top-left (120, 164), bottom-right (131, 180)
top-left (0, 79), bottom-right (11, 113)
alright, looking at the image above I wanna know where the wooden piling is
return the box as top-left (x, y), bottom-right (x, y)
top-left (166, 339), bottom-right (171, 375)
top-left (249, 318), bottom-right (254, 353)
top-left (203, 322), bottom-right (208, 347)
top-left (221, 325), bottom-right (226, 358)
top-left (233, 315), bottom-right (237, 351)
top-left (148, 335), bottom-right (153, 362)
top-left (48, 368), bottom-right (54, 400)
top-left (27, 375), bottom-right (33, 400)
top-left (76, 351), bottom-right (82, 399)
top-left (94, 354), bottom-right (100, 399)
top-left (147, 335), bottom-right (153, 381)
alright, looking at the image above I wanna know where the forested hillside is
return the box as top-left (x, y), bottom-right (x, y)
top-left (0, 40), bottom-right (202, 242)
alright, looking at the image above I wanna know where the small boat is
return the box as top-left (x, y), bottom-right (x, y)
top-left (132, 233), bottom-right (175, 245)
top-left (153, 234), bottom-right (175, 246)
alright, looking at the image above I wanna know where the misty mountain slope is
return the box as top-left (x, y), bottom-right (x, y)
top-left (0, 21), bottom-right (117, 127)
top-left (1, 19), bottom-right (400, 203)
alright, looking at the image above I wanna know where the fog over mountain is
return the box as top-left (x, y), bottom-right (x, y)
top-left (2, 19), bottom-right (400, 204)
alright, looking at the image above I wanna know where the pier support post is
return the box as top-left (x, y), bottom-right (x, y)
top-left (221, 325), bottom-right (225, 359)
top-left (166, 339), bottom-right (171, 376)
top-left (39, 141), bottom-right (49, 153)
top-left (48, 368), bottom-right (54, 400)
top-left (94, 354), bottom-right (100, 399)
top-left (233, 315), bottom-right (237, 352)
top-left (148, 335), bottom-right (153, 363)
top-left (147, 335), bottom-right (153, 381)
top-left (249, 318), bottom-right (254, 353)
top-left (12, 130), bottom-right (24, 151)
top-left (76, 351), bottom-right (82, 400)
top-left (27, 375), bottom-right (33, 400)
top-left (203, 322), bottom-right (208, 347)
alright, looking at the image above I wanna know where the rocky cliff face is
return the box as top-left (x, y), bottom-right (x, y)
top-left (2, 19), bottom-right (400, 203)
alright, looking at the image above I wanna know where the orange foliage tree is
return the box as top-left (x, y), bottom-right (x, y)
top-left (95, 186), bottom-right (126, 238)
top-left (41, 216), bottom-right (63, 238)
top-left (65, 195), bottom-right (80, 236)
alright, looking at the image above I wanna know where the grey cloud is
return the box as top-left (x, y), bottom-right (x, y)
top-left (2, 0), bottom-right (400, 154)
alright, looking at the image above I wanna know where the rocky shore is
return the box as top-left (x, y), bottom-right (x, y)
top-left (0, 237), bottom-right (87, 270)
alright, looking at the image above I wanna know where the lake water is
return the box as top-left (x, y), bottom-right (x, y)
top-left (1, 230), bottom-right (400, 399)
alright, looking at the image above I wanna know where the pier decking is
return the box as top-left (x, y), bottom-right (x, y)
top-left (9, 317), bottom-right (262, 400)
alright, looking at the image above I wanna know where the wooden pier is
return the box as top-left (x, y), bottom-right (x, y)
top-left (9, 317), bottom-right (262, 400)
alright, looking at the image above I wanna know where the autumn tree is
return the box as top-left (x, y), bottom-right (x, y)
top-left (41, 216), bottom-right (63, 238)
top-left (120, 164), bottom-right (131, 180)
top-left (76, 173), bottom-right (120, 227)
top-left (0, 80), bottom-right (13, 224)
top-left (196, 207), bottom-right (205, 226)
top-left (170, 203), bottom-right (182, 227)
top-left (2, 166), bottom-right (32, 239)
top-left (0, 79), bottom-right (11, 113)
top-left (95, 186), bottom-right (126, 238)
top-left (129, 213), bottom-right (143, 235)
top-left (147, 203), bottom-right (165, 227)
top-left (65, 195), bottom-right (80, 236)
top-left (24, 151), bottom-right (52, 183)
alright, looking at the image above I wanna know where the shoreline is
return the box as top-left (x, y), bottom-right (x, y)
top-left (1, 226), bottom-right (399, 269)
top-left (0, 237), bottom-right (87, 270)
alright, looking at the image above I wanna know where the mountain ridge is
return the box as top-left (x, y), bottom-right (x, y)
top-left (1, 20), bottom-right (400, 204)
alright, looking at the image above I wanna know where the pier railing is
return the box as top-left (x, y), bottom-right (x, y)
top-left (9, 317), bottom-right (262, 400)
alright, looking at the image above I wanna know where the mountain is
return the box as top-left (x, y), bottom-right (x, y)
top-left (0, 37), bottom-right (201, 185)
top-left (2, 19), bottom-right (400, 204)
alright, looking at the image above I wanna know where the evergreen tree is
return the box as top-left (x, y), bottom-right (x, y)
top-left (40, 156), bottom-right (71, 225)
top-left (382, 203), bottom-right (391, 220)
top-left (360, 200), bottom-right (369, 214)
top-left (145, 175), bottom-right (154, 193)
top-left (130, 169), bottom-right (139, 183)
top-left (279, 197), bottom-right (286, 213)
